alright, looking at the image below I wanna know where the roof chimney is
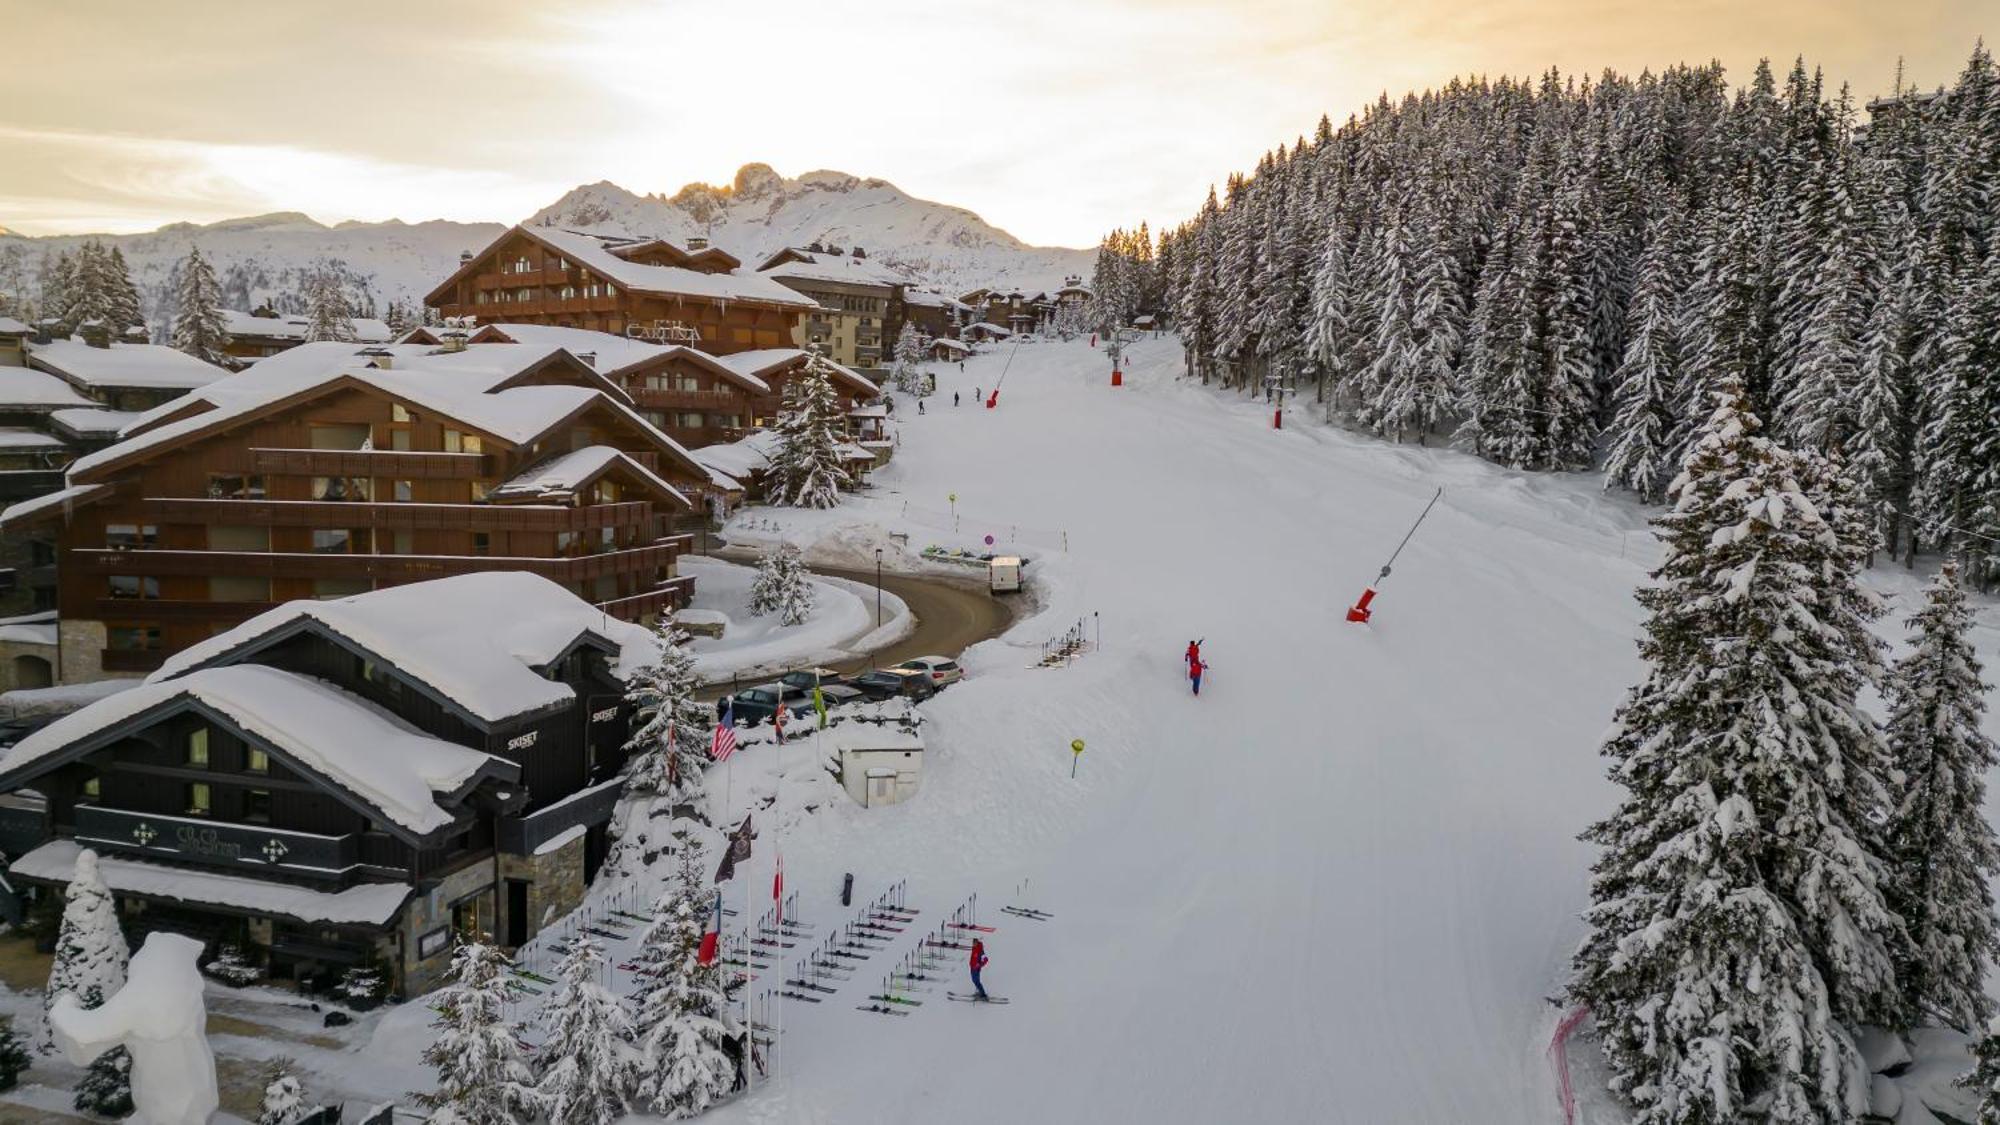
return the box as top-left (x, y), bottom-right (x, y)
top-left (576, 351), bottom-right (597, 369)
top-left (687, 236), bottom-right (709, 251)
top-left (32, 319), bottom-right (57, 346)
top-left (357, 346), bottom-right (394, 370)
top-left (459, 249), bottom-right (474, 264)
top-left (440, 330), bottom-right (467, 353)
top-left (78, 321), bottom-right (111, 349)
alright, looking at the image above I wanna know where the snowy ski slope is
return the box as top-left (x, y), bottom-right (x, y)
top-left (473, 333), bottom-right (1996, 1124)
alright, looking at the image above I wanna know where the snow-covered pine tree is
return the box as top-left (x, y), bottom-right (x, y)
top-left (304, 266), bottom-right (356, 343)
top-left (632, 832), bottom-right (738, 1117)
top-left (257, 1064), bottom-right (309, 1125)
top-left (747, 545), bottom-right (814, 627)
top-left (106, 246), bottom-right (143, 335)
top-left (1884, 561), bottom-right (2000, 1031)
top-left (37, 250), bottom-right (74, 334)
top-left (890, 322), bottom-right (926, 396)
top-left (416, 938), bottom-right (540, 1123)
top-left (1602, 196), bottom-right (1689, 503)
top-left (0, 1017), bottom-right (26, 1091)
top-left (532, 936), bottom-right (636, 1125)
top-left (1776, 136), bottom-right (1870, 454)
top-left (766, 350), bottom-right (849, 509)
top-left (1965, 1021), bottom-right (2000, 1125)
top-left (170, 246), bottom-right (231, 366)
top-left (1572, 385), bottom-right (1904, 1123)
top-left (622, 620), bottom-right (713, 818)
top-left (1849, 199), bottom-right (1918, 561)
top-left (43, 848), bottom-right (128, 1053)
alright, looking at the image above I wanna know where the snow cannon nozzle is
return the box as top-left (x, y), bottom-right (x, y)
top-left (1345, 587), bottom-right (1377, 624)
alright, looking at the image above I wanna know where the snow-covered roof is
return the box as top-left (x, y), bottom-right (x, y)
top-left (928, 337), bottom-right (970, 354)
top-left (757, 248), bottom-right (910, 289)
top-left (0, 427), bottom-right (65, 451)
top-left (490, 444), bottom-right (691, 507)
top-left (688, 429), bottom-right (779, 482)
top-left (0, 612), bottom-right (56, 646)
top-left (12, 839), bottom-right (412, 927)
top-left (219, 309), bottom-right (393, 344)
top-left (836, 441), bottom-right (877, 463)
top-left (0, 665), bottom-right (505, 834)
top-left (0, 366), bottom-right (97, 409)
top-left (0, 482), bottom-right (109, 528)
top-left (473, 323), bottom-right (678, 374)
top-left (848, 403), bottom-right (888, 418)
top-left (0, 317), bottom-right (30, 336)
top-left (49, 408), bottom-right (141, 438)
top-left (153, 572), bottom-right (661, 726)
top-left (712, 348), bottom-right (878, 399)
top-left (964, 323), bottom-right (1014, 338)
top-left (29, 339), bottom-right (231, 391)
top-left (497, 227), bottom-right (816, 310)
top-left (902, 289), bottom-right (972, 312)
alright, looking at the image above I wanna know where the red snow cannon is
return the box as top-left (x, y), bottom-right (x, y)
top-left (986, 391), bottom-right (998, 409)
top-left (1345, 587), bottom-right (1377, 623)
top-left (1273, 405), bottom-right (1283, 429)
top-left (1111, 369), bottom-right (1122, 387)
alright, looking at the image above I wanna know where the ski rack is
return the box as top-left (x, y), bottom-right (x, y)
top-left (1032, 616), bottom-right (1097, 668)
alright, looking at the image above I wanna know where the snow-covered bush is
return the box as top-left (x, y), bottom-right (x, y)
top-left (202, 943), bottom-right (262, 987)
top-left (337, 962), bottom-right (390, 1009)
top-left (72, 1027), bottom-right (131, 1118)
top-left (747, 545), bottom-right (815, 627)
top-left (257, 1062), bottom-right (309, 1125)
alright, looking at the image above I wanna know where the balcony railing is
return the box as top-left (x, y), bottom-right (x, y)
top-left (627, 388), bottom-right (747, 411)
top-left (74, 805), bottom-right (358, 881)
top-left (94, 599), bottom-right (280, 622)
top-left (249, 449), bottom-right (490, 479)
top-left (100, 649), bottom-right (165, 672)
top-left (74, 535), bottom-right (693, 584)
top-left (595, 575), bottom-right (695, 621)
top-left (143, 497), bottom-right (656, 533)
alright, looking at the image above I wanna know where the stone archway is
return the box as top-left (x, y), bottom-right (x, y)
top-left (11, 654), bottom-right (51, 690)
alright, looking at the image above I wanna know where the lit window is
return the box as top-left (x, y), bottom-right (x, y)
top-left (470, 480), bottom-right (490, 502)
top-left (246, 747), bottom-right (268, 774)
top-left (185, 782), bottom-right (210, 816)
top-left (391, 403), bottom-right (411, 423)
top-left (186, 728), bottom-right (209, 768)
top-left (81, 773), bottom-right (99, 801)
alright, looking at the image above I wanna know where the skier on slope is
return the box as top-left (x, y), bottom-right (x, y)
top-left (1189, 657), bottom-right (1206, 696)
top-left (954, 391), bottom-right (960, 407)
top-left (1184, 639), bottom-right (1202, 677)
top-left (969, 938), bottom-right (990, 1000)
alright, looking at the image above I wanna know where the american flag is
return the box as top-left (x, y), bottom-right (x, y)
top-left (711, 698), bottom-right (738, 762)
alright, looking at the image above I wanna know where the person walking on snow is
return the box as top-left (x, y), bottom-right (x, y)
top-left (918, 399), bottom-right (925, 414)
top-left (1185, 639), bottom-right (1202, 677)
top-left (1189, 657), bottom-right (1206, 696)
top-left (969, 938), bottom-right (990, 1000)
top-left (953, 391), bottom-right (960, 407)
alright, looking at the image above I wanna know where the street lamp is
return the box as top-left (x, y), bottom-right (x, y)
top-left (874, 548), bottom-right (883, 629)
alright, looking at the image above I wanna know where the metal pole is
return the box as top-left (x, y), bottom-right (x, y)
top-left (874, 548), bottom-right (883, 630)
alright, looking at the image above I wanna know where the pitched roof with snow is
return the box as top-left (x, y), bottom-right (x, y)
top-left (432, 227), bottom-right (816, 311)
top-left (756, 247), bottom-right (910, 289)
top-left (713, 348), bottom-right (878, 399)
top-left (49, 408), bottom-right (140, 438)
top-left (0, 664), bottom-right (508, 835)
top-left (0, 317), bottom-right (31, 336)
top-left (29, 339), bottom-right (231, 391)
top-left (0, 366), bottom-right (98, 409)
top-left (220, 309), bottom-right (393, 344)
top-left (0, 427), bottom-right (65, 451)
top-left (490, 444), bottom-right (691, 506)
top-left (152, 571), bottom-right (661, 726)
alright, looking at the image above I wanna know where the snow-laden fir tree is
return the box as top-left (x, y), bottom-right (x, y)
top-left (1964, 1021), bottom-right (2000, 1125)
top-left (532, 936), bottom-right (636, 1125)
top-left (170, 246), bottom-right (230, 365)
top-left (0, 1017), bottom-right (27, 1092)
top-left (106, 246), bottom-right (143, 335)
top-left (632, 832), bottom-right (738, 1117)
top-left (766, 349), bottom-right (849, 509)
top-left (890, 321), bottom-right (927, 397)
top-left (416, 938), bottom-right (540, 1124)
top-left (1884, 561), bottom-right (2000, 1031)
top-left (1602, 197), bottom-right (1689, 503)
top-left (304, 266), bottom-right (356, 344)
top-left (622, 620), bottom-right (713, 818)
top-left (43, 848), bottom-right (128, 1053)
top-left (257, 1063), bottom-right (309, 1125)
top-left (1572, 385), bottom-right (1904, 1123)
top-left (747, 545), bottom-right (814, 626)
top-left (37, 250), bottom-right (74, 334)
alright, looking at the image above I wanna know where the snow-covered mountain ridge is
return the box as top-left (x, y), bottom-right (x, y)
top-left (0, 165), bottom-right (1093, 335)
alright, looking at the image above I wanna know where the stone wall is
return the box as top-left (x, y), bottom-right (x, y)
top-left (497, 828), bottom-right (587, 946)
top-left (395, 857), bottom-right (497, 997)
top-left (58, 619), bottom-right (109, 684)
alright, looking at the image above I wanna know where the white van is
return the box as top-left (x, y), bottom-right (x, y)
top-left (989, 556), bottom-right (1023, 594)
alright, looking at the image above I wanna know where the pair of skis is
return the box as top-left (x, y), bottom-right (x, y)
top-left (947, 992), bottom-right (1009, 1004)
top-left (1000, 906), bottom-right (1051, 921)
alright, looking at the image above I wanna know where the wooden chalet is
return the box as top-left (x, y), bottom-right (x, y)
top-left (0, 339), bottom-right (718, 681)
top-left (0, 572), bottom-right (650, 994)
top-left (425, 226), bottom-right (815, 355)
top-left (218, 308), bottom-right (394, 370)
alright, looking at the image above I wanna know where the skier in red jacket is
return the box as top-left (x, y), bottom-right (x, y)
top-left (969, 938), bottom-right (990, 1000)
top-left (1185, 639), bottom-right (1201, 674)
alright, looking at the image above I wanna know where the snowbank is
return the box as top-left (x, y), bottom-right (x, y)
top-left (679, 555), bottom-right (911, 684)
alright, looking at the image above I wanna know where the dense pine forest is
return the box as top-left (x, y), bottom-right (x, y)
top-left (1098, 46), bottom-right (2000, 577)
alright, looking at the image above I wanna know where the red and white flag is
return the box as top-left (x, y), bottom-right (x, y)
top-left (773, 852), bottom-right (785, 927)
top-left (772, 701), bottom-right (786, 744)
top-left (697, 890), bottom-right (722, 966)
top-left (711, 698), bottom-right (738, 762)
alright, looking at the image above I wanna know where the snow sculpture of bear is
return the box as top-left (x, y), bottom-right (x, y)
top-left (50, 932), bottom-right (218, 1125)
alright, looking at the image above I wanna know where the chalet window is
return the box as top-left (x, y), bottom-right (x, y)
top-left (186, 728), bottom-right (209, 768)
top-left (470, 480), bottom-right (491, 502)
top-left (108, 575), bottom-right (159, 600)
top-left (312, 529), bottom-right (352, 554)
top-left (443, 431), bottom-right (484, 455)
top-left (391, 429), bottom-right (411, 451)
top-left (206, 474), bottom-right (265, 500)
top-left (209, 525), bottom-right (268, 551)
top-left (599, 527), bottom-right (616, 550)
top-left (676, 412), bottom-right (703, 429)
top-left (472, 533), bottom-right (490, 557)
top-left (391, 530), bottom-right (413, 555)
top-left (105, 524), bottom-right (158, 550)
top-left (715, 415), bottom-right (741, 429)
top-left (595, 481), bottom-right (620, 503)
top-left (308, 424), bottom-right (371, 451)
top-left (605, 284), bottom-right (618, 297)
top-left (392, 480), bottom-right (413, 502)
top-left (80, 773), bottom-right (99, 801)
top-left (391, 403), bottom-right (412, 424)
top-left (511, 256), bottom-right (531, 274)
top-left (556, 531), bottom-right (577, 553)
top-left (185, 782), bottom-right (210, 816)
top-left (244, 789), bottom-right (271, 824)
top-left (560, 286), bottom-right (576, 300)
top-left (677, 375), bottom-right (700, 392)
top-left (313, 578), bottom-right (372, 599)
top-left (209, 576), bottom-right (271, 602)
top-left (311, 476), bottom-right (370, 502)
top-left (107, 626), bottom-right (160, 651)
top-left (475, 291), bottom-right (489, 305)
top-left (246, 747), bottom-right (268, 774)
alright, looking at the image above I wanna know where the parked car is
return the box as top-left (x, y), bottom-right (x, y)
top-left (780, 667), bottom-right (844, 693)
top-left (893, 656), bottom-right (964, 688)
top-left (816, 683), bottom-right (868, 711)
top-left (849, 669), bottom-right (938, 703)
top-left (729, 683), bottom-right (813, 725)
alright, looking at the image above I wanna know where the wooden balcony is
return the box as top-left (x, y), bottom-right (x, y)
top-left (250, 449), bottom-right (490, 479)
top-left (74, 536), bottom-right (693, 585)
top-left (628, 387), bottom-right (747, 412)
top-left (95, 598), bottom-right (280, 621)
top-left (142, 497), bottom-right (656, 533)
